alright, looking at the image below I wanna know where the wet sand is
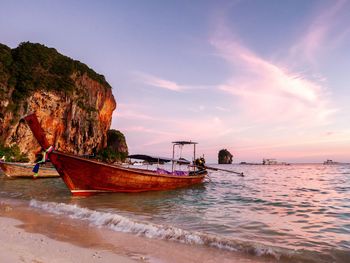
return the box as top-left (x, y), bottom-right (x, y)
top-left (0, 217), bottom-right (139, 263)
top-left (0, 199), bottom-right (270, 263)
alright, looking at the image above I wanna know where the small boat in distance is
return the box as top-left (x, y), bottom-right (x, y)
top-left (23, 113), bottom-right (207, 196)
top-left (0, 161), bottom-right (59, 178)
top-left (262, 158), bottom-right (290, 165)
top-left (323, 159), bottom-right (339, 165)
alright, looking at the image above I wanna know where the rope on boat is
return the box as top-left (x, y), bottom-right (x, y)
top-left (32, 146), bottom-right (54, 178)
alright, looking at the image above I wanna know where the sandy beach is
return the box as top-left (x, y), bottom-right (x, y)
top-left (0, 199), bottom-right (267, 263)
top-left (0, 217), bottom-right (138, 263)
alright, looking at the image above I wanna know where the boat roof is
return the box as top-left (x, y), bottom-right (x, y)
top-left (128, 154), bottom-right (190, 164)
top-left (172, 141), bottom-right (198, 145)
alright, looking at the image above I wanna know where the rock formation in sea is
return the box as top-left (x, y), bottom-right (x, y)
top-left (218, 149), bottom-right (233, 164)
top-left (0, 42), bottom-right (118, 161)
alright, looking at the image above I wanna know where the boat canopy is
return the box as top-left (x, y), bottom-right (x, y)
top-left (172, 141), bottom-right (198, 145)
top-left (128, 154), bottom-right (190, 164)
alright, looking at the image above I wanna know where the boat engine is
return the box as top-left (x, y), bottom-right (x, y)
top-left (194, 157), bottom-right (206, 170)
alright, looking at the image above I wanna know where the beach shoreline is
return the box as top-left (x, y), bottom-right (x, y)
top-left (0, 216), bottom-right (139, 263)
top-left (0, 199), bottom-right (141, 263)
top-left (0, 199), bottom-right (267, 263)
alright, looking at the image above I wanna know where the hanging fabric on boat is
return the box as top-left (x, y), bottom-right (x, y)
top-left (32, 146), bottom-right (54, 178)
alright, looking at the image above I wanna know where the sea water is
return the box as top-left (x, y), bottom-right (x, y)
top-left (0, 164), bottom-right (349, 262)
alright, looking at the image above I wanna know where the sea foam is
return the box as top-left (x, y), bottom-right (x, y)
top-left (29, 199), bottom-right (322, 262)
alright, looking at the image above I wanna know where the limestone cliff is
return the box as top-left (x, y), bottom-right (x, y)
top-left (218, 149), bottom-right (233, 164)
top-left (0, 42), bottom-right (116, 161)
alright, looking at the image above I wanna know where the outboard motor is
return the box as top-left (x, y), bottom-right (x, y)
top-left (194, 157), bottom-right (206, 170)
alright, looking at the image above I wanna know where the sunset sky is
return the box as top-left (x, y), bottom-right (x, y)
top-left (1, 0), bottom-right (350, 163)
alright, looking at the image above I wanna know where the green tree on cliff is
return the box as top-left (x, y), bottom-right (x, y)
top-left (0, 42), bottom-right (117, 161)
top-left (97, 129), bottom-right (128, 164)
top-left (0, 144), bottom-right (29, 162)
top-left (7, 42), bottom-right (111, 102)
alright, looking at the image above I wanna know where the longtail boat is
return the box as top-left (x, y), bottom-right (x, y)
top-left (23, 113), bottom-right (207, 196)
top-left (0, 161), bottom-right (59, 178)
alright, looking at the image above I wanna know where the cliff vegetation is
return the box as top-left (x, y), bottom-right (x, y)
top-left (0, 42), bottom-right (118, 161)
top-left (0, 143), bottom-right (29, 162)
top-left (0, 42), bottom-right (110, 107)
top-left (97, 129), bottom-right (128, 163)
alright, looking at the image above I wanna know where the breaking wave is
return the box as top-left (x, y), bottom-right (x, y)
top-left (29, 199), bottom-right (347, 263)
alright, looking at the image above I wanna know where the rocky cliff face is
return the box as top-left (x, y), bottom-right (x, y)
top-left (0, 42), bottom-right (116, 161)
top-left (218, 149), bottom-right (233, 164)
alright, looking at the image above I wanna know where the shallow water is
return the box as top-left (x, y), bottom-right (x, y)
top-left (0, 164), bottom-right (349, 262)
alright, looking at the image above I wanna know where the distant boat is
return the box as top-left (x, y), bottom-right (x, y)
top-left (262, 158), bottom-right (289, 165)
top-left (323, 159), bottom-right (339, 165)
top-left (0, 161), bottom-right (59, 178)
top-left (239, 162), bottom-right (260, 165)
top-left (23, 113), bottom-right (207, 196)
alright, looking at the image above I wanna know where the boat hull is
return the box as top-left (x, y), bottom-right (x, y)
top-left (0, 162), bottom-right (59, 178)
top-left (23, 113), bottom-right (206, 196)
top-left (50, 152), bottom-right (206, 196)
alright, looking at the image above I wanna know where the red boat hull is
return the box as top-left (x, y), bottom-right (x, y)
top-left (24, 114), bottom-right (206, 196)
top-left (51, 151), bottom-right (205, 196)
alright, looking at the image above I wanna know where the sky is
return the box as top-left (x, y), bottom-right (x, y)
top-left (1, 0), bottom-right (350, 163)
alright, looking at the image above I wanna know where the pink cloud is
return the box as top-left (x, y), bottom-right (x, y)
top-left (116, 110), bottom-right (157, 121)
top-left (290, 0), bottom-right (348, 63)
top-left (121, 2), bottom-right (349, 162)
top-left (133, 72), bottom-right (185, 92)
top-left (112, 103), bottom-right (158, 121)
top-left (122, 125), bottom-right (177, 136)
top-left (215, 106), bottom-right (230, 112)
top-left (210, 26), bottom-right (337, 126)
top-left (133, 71), bottom-right (216, 93)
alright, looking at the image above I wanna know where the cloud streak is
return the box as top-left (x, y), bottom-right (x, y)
top-left (119, 2), bottom-right (349, 162)
top-left (133, 72), bottom-right (185, 92)
top-left (210, 19), bottom-right (337, 126)
top-left (133, 71), bottom-right (217, 92)
top-left (290, 0), bottom-right (348, 64)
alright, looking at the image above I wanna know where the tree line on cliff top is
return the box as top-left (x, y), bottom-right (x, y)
top-left (0, 42), bottom-right (128, 163)
top-left (0, 42), bottom-right (111, 103)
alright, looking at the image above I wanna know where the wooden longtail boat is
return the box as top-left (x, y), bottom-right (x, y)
top-left (0, 161), bottom-right (59, 178)
top-left (23, 113), bottom-right (207, 196)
